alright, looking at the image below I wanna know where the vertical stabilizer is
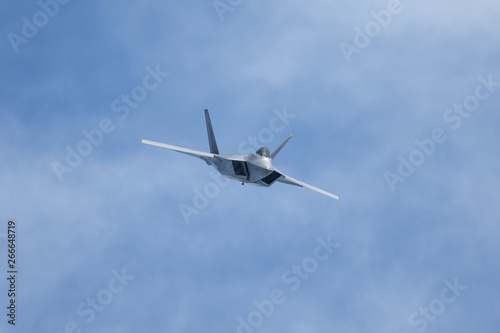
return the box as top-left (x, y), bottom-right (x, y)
top-left (271, 134), bottom-right (294, 160)
top-left (204, 109), bottom-right (219, 155)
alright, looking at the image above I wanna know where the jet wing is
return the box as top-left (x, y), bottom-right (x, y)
top-left (141, 139), bottom-right (216, 163)
top-left (274, 169), bottom-right (340, 200)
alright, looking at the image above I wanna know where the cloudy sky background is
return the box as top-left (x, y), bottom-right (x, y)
top-left (1, 0), bottom-right (499, 332)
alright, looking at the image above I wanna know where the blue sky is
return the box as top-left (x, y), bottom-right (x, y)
top-left (1, 0), bottom-right (500, 332)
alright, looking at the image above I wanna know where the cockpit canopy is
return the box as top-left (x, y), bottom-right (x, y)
top-left (255, 147), bottom-right (271, 158)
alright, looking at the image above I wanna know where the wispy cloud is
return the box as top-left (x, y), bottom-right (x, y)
top-left (0, 0), bottom-right (499, 332)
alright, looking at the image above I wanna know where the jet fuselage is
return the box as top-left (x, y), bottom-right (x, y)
top-left (209, 150), bottom-right (278, 186)
top-left (141, 109), bottom-right (339, 200)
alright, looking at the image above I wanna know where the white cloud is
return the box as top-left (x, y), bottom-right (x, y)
top-left (1, 0), bottom-right (500, 331)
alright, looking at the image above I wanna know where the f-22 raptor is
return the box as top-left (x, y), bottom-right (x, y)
top-left (141, 110), bottom-right (339, 200)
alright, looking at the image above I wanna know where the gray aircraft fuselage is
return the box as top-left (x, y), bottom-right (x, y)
top-left (141, 110), bottom-right (339, 200)
top-left (209, 150), bottom-right (279, 186)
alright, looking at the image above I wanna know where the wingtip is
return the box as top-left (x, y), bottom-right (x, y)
top-left (328, 193), bottom-right (340, 200)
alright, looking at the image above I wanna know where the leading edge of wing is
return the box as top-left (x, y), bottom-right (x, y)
top-left (141, 139), bottom-right (216, 162)
top-left (275, 170), bottom-right (340, 200)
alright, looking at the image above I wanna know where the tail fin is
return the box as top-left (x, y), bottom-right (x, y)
top-left (271, 134), bottom-right (293, 160)
top-left (204, 109), bottom-right (219, 155)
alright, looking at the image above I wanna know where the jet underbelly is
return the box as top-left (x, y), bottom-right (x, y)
top-left (246, 163), bottom-right (273, 183)
top-left (244, 154), bottom-right (274, 183)
top-left (212, 154), bottom-right (275, 185)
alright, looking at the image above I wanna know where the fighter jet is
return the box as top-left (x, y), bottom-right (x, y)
top-left (141, 110), bottom-right (339, 200)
